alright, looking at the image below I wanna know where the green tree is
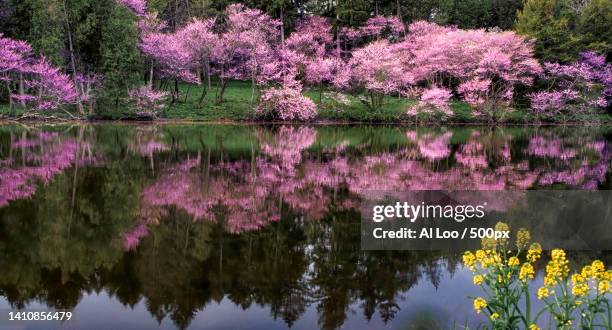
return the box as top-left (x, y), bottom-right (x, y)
top-left (515, 0), bottom-right (579, 62)
top-left (577, 0), bottom-right (612, 58)
top-left (28, 0), bottom-right (66, 66)
top-left (98, 0), bottom-right (144, 107)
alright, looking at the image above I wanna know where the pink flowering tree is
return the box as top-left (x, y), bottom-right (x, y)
top-left (347, 40), bottom-right (405, 108)
top-left (211, 4), bottom-right (281, 104)
top-left (255, 85), bottom-right (317, 121)
top-left (407, 86), bottom-right (453, 119)
top-left (359, 15), bottom-right (405, 42)
top-left (128, 86), bottom-right (169, 118)
top-left (398, 21), bottom-right (542, 121)
top-left (139, 32), bottom-right (200, 103)
top-left (176, 18), bottom-right (218, 105)
top-left (115, 0), bottom-right (147, 16)
top-left (528, 51), bottom-right (611, 119)
top-left (0, 34), bottom-right (78, 114)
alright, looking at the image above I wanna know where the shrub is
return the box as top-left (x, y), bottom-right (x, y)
top-left (128, 86), bottom-right (168, 118)
top-left (407, 86), bottom-right (453, 119)
top-left (528, 51), bottom-right (611, 119)
top-left (255, 85), bottom-right (317, 121)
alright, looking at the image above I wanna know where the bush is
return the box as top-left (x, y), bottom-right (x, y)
top-left (255, 86), bottom-right (317, 121)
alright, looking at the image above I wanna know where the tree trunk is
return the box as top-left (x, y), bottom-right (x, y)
top-left (148, 64), bottom-right (154, 88)
top-left (280, 6), bottom-right (285, 46)
top-left (63, 0), bottom-right (84, 115)
top-left (5, 81), bottom-right (13, 109)
top-left (18, 73), bottom-right (25, 107)
top-left (216, 79), bottom-right (228, 104)
top-left (396, 0), bottom-right (402, 21)
top-left (206, 60), bottom-right (211, 90)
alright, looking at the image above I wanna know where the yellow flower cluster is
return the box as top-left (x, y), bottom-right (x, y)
top-left (529, 324), bottom-right (540, 330)
top-left (463, 251), bottom-right (476, 270)
top-left (463, 249), bottom-right (504, 271)
top-left (526, 243), bottom-right (542, 263)
top-left (473, 297), bottom-right (487, 314)
top-left (575, 260), bottom-right (611, 295)
top-left (508, 256), bottom-right (520, 267)
top-left (537, 287), bottom-right (550, 300)
top-left (543, 249), bottom-right (569, 287)
top-left (519, 263), bottom-right (535, 283)
top-left (571, 274), bottom-right (589, 297)
top-left (473, 274), bottom-right (484, 285)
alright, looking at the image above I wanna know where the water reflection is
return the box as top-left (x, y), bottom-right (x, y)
top-left (0, 124), bottom-right (611, 329)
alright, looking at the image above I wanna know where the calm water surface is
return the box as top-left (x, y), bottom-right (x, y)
top-left (0, 124), bottom-right (611, 329)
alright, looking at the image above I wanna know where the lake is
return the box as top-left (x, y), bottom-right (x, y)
top-left (0, 123), bottom-right (611, 329)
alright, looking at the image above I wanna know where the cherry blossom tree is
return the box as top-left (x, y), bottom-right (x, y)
top-left (211, 4), bottom-right (281, 103)
top-left (347, 40), bottom-right (405, 107)
top-left (255, 85), bottom-right (317, 121)
top-left (391, 21), bottom-right (543, 120)
top-left (176, 18), bottom-right (218, 104)
top-left (0, 34), bottom-right (77, 113)
top-left (128, 86), bottom-right (169, 118)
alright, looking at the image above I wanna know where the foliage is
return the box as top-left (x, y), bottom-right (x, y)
top-left (407, 86), bottom-right (453, 118)
top-left (516, 0), bottom-right (611, 63)
top-left (255, 85), bottom-right (317, 121)
top-left (528, 51), bottom-right (611, 119)
top-left (0, 34), bottom-right (77, 112)
top-left (128, 86), bottom-right (168, 118)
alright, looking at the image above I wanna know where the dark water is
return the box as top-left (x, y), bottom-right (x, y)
top-left (0, 124), bottom-right (611, 330)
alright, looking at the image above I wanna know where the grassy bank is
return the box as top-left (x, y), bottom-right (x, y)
top-left (2, 80), bottom-right (611, 124)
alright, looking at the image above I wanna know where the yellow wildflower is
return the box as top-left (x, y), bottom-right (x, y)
top-left (570, 273), bottom-right (588, 297)
top-left (599, 280), bottom-right (610, 293)
top-left (473, 274), bottom-right (484, 285)
top-left (519, 263), bottom-right (535, 282)
top-left (491, 312), bottom-right (499, 320)
top-left (481, 237), bottom-right (497, 250)
top-left (544, 249), bottom-right (569, 287)
top-left (537, 287), bottom-right (550, 300)
top-left (473, 297), bottom-right (487, 314)
top-left (529, 324), bottom-right (540, 330)
top-left (516, 228), bottom-right (531, 250)
top-left (581, 265), bottom-right (593, 278)
top-left (463, 251), bottom-right (476, 270)
top-left (475, 250), bottom-right (487, 262)
top-left (508, 256), bottom-right (520, 267)
top-left (572, 282), bottom-right (589, 297)
top-left (526, 243), bottom-right (542, 263)
top-left (591, 260), bottom-right (605, 279)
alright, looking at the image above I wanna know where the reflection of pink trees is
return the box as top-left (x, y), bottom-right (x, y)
top-left (455, 132), bottom-right (488, 169)
top-left (528, 134), bottom-right (611, 190)
top-left (0, 130), bottom-right (96, 207)
top-left (121, 127), bottom-right (612, 249)
top-left (128, 127), bottom-right (169, 157)
top-left (406, 130), bottom-right (452, 161)
top-left (527, 136), bottom-right (576, 160)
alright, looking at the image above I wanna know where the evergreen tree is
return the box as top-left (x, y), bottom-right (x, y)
top-left (577, 0), bottom-right (612, 59)
top-left (515, 0), bottom-right (578, 62)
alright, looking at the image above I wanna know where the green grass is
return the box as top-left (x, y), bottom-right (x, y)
top-left (2, 80), bottom-right (611, 124)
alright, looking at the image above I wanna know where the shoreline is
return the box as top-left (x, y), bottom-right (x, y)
top-left (1, 117), bottom-right (611, 127)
